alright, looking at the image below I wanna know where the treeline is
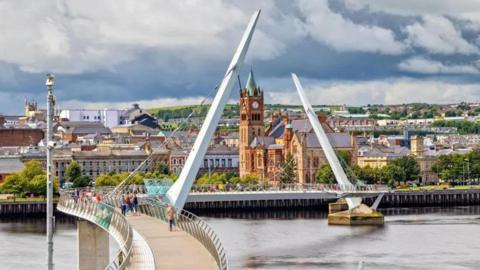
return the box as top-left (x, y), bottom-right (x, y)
top-left (0, 161), bottom-right (59, 197)
top-left (432, 120), bottom-right (480, 134)
top-left (432, 149), bottom-right (480, 181)
top-left (151, 104), bottom-right (239, 122)
top-left (316, 156), bottom-right (420, 186)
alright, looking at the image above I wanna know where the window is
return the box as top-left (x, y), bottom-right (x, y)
top-left (215, 159), bottom-right (219, 168)
top-left (313, 157), bottom-right (319, 167)
top-left (228, 159), bottom-right (232, 167)
top-left (204, 159), bottom-right (208, 167)
top-left (209, 159), bottom-right (214, 167)
top-left (221, 159), bottom-right (226, 167)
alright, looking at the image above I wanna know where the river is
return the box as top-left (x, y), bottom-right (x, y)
top-left (1, 207), bottom-right (480, 269)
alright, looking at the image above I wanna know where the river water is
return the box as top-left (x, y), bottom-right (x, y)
top-left (1, 207), bottom-right (480, 270)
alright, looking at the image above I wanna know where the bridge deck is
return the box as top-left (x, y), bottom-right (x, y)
top-left (127, 214), bottom-right (218, 270)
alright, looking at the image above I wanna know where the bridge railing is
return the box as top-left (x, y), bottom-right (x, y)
top-left (138, 198), bottom-right (228, 270)
top-left (57, 190), bottom-right (134, 270)
top-left (189, 183), bottom-right (390, 193)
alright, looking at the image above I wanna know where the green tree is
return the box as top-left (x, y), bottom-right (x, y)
top-left (29, 175), bottom-right (48, 196)
top-left (279, 153), bottom-right (297, 184)
top-left (19, 160), bottom-right (44, 181)
top-left (1, 174), bottom-right (28, 197)
top-left (385, 165), bottom-right (406, 184)
top-left (73, 175), bottom-right (91, 188)
top-left (154, 161), bottom-right (170, 175)
top-left (65, 161), bottom-right (82, 183)
top-left (389, 156), bottom-right (420, 181)
top-left (315, 164), bottom-right (335, 184)
top-left (95, 174), bottom-right (119, 187)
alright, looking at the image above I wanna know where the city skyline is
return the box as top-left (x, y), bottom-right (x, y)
top-left (2, 0), bottom-right (480, 114)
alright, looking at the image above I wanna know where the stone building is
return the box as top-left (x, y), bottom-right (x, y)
top-left (238, 70), bottom-right (356, 184)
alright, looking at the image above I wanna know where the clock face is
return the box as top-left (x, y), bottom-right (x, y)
top-left (252, 101), bottom-right (259, 109)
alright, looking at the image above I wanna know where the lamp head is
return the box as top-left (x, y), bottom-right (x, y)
top-left (46, 73), bottom-right (55, 87)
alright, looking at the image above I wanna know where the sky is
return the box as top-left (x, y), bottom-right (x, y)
top-left (2, 0), bottom-right (480, 114)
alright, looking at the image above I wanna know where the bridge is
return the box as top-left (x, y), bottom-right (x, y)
top-left (52, 10), bottom-right (260, 270)
top-left (48, 7), bottom-right (386, 269)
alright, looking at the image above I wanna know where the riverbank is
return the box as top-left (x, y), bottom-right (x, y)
top-left (185, 188), bottom-right (480, 211)
top-left (2, 188), bottom-right (480, 215)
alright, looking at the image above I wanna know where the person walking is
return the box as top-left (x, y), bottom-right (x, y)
top-left (125, 194), bottom-right (132, 215)
top-left (166, 204), bottom-right (176, 232)
top-left (121, 195), bottom-right (127, 216)
top-left (133, 194), bottom-right (139, 216)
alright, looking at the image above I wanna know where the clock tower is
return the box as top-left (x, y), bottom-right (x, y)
top-left (239, 69), bottom-right (264, 178)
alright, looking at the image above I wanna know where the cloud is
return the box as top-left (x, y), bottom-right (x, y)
top-left (297, 0), bottom-right (406, 54)
top-left (0, 0), bottom-right (288, 74)
top-left (398, 57), bottom-right (480, 74)
top-left (343, 0), bottom-right (480, 17)
top-left (404, 15), bottom-right (479, 54)
top-left (265, 77), bottom-right (480, 105)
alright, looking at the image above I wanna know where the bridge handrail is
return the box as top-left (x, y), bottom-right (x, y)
top-left (139, 198), bottom-right (228, 270)
top-left (57, 190), bottom-right (134, 270)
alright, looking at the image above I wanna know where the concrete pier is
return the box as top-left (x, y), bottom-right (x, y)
top-left (77, 219), bottom-right (109, 270)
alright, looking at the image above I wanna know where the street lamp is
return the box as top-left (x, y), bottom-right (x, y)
top-left (46, 73), bottom-right (55, 270)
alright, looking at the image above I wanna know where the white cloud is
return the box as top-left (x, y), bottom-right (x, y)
top-left (344, 0), bottom-right (480, 17)
top-left (265, 77), bottom-right (480, 105)
top-left (404, 16), bottom-right (479, 54)
top-left (398, 57), bottom-right (480, 74)
top-left (297, 0), bottom-right (406, 54)
top-left (0, 0), bottom-right (291, 74)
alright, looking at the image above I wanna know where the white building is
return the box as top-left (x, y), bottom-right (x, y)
top-left (59, 109), bottom-right (127, 128)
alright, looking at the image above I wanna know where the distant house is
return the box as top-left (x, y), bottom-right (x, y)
top-left (131, 114), bottom-right (159, 129)
top-left (0, 156), bottom-right (24, 183)
top-left (56, 121), bottom-right (111, 143)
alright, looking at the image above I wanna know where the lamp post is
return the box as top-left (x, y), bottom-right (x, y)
top-left (46, 73), bottom-right (55, 270)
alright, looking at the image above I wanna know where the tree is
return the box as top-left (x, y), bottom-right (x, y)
top-left (95, 174), bottom-right (119, 187)
top-left (1, 174), bottom-right (28, 197)
top-left (29, 175), bottom-right (48, 196)
top-left (73, 175), bottom-right (91, 188)
top-left (65, 161), bottom-right (82, 183)
top-left (315, 164), bottom-right (335, 184)
top-left (19, 160), bottom-right (44, 181)
top-left (279, 153), bottom-right (297, 184)
top-left (389, 156), bottom-right (420, 181)
top-left (154, 161), bottom-right (170, 175)
top-left (385, 165), bottom-right (406, 184)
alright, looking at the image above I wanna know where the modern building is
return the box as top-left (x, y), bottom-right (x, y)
top-left (59, 109), bottom-right (127, 128)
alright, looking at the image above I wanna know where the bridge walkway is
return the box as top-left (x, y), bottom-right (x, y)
top-left (127, 214), bottom-right (218, 270)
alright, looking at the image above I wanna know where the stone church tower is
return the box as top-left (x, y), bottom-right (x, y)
top-left (239, 70), bottom-right (264, 178)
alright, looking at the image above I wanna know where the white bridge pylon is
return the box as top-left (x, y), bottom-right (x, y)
top-left (166, 10), bottom-right (261, 209)
top-left (291, 73), bottom-right (362, 209)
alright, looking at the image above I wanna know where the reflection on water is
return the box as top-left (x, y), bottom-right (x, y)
top-left (0, 214), bottom-right (118, 270)
top-left (0, 215), bottom-right (77, 270)
top-left (2, 207), bottom-right (480, 270)
top-left (201, 206), bottom-right (480, 270)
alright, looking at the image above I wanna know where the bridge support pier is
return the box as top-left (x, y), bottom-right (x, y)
top-left (77, 219), bottom-right (109, 270)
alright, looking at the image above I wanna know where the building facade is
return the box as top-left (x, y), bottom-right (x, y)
top-left (238, 70), bottom-right (356, 184)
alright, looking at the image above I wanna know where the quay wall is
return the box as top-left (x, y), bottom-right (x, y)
top-left (2, 189), bottom-right (480, 215)
top-left (185, 189), bottom-right (480, 211)
top-left (0, 202), bottom-right (58, 216)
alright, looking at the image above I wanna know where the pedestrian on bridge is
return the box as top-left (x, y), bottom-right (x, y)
top-left (166, 204), bottom-right (176, 232)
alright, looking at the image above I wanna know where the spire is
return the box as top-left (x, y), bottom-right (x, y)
top-left (245, 68), bottom-right (257, 96)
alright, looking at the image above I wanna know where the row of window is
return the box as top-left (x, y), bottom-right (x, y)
top-left (55, 160), bottom-right (143, 169)
top-left (203, 158), bottom-right (233, 168)
top-left (171, 158), bottom-right (184, 165)
top-left (82, 115), bottom-right (102, 120)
